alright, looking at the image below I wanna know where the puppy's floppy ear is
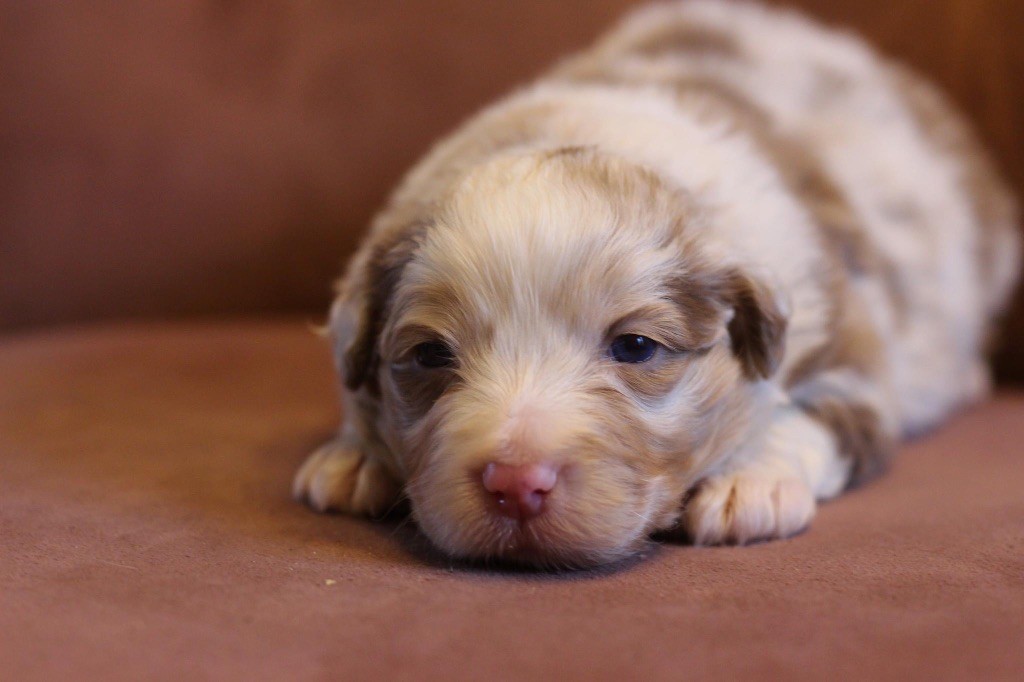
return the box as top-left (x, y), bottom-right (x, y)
top-left (331, 225), bottom-right (424, 393)
top-left (720, 268), bottom-right (788, 380)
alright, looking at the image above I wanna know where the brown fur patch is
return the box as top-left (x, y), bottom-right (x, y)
top-left (788, 287), bottom-right (894, 487)
top-left (610, 301), bottom-right (719, 355)
top-left (626, 23), bottom-right (742, 60)
top-left (799, 391), bottom-right (894, 486)
top-left (614, 351), bottom-right (701, 401)
top-left (723, 269), bottom-right (788, 380)
top-left (667, 260), bottom-right (788, 380)
top-left (343, 223), bottom-right (427, 393)
top-left (389, 364), bottom-right (458, 426)
top-left (890, 63), bottom-right (1020, 324)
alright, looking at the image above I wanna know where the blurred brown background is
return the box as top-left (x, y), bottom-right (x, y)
top-left (2, 0), bottom-right (1022, 379)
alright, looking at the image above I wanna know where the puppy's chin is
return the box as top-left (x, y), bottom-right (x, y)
top-left (406, 461), bottom-right (674, 569)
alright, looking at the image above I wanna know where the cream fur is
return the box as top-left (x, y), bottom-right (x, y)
top-left (293, 1), bottom-right (1019, 567)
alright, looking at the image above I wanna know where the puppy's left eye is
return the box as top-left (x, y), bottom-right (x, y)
top-left (414, 341), bottom-right (456, 368)
top-left (609, 334), bottom-right (659, 363)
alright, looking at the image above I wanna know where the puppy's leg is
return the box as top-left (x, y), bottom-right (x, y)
top-left (791, 368), bottom-right (896, 487)
top-left (292, 431), bottom-right (401, 517)
top-left (683, 406), bottom-right (836, 544)
top-left (684, 371), bottom-right (892, 544)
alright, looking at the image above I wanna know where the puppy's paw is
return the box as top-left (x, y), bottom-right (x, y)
top-left (682, 471), bottom-right (815, 545)
top-left (292, 440), bottom-right (401, 517)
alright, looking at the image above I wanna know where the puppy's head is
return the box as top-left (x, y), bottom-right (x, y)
top-left (336, 148), bottom-right (787, 567)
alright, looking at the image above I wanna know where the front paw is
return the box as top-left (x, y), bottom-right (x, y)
top-left (682, 471), bottom-right (815, 545)
top-left (292, 440), bottom-right (401, 517)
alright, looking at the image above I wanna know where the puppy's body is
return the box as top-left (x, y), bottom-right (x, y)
top-left (294, 1), bottom-right (1019, 566)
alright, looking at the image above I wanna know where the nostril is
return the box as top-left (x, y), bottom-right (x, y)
top-left (481, 462), bottom-right (509, 495)
top-left (523, 464), bottom-right (558, 495)
top-left (491, 491), bottom-right (517, 519)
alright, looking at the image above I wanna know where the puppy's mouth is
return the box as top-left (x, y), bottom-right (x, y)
top-left (488, 522), bottom-right (549, 563)
top-left (408, 460), bottom-right (657, 569)
top-left (467, 496), bottom-right (650, 569)
top-left (476, 518), bottom-right (602, 569)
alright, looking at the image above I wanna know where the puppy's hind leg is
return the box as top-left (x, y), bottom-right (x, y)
top-left (790, 367), bottom-right (897, 490)
top-left (293, 430), bottom-right (402, 518)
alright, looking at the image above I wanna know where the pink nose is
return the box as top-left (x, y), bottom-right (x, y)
top-left (482, 462), bottom-right (559, 521)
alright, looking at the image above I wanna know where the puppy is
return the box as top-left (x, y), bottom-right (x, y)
top-left (293, 1), bottom-right (1020, 567)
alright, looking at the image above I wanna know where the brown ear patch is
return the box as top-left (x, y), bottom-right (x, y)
top-left (343, 224), bottom-right (427, 393)
top-left (389, 364), bottom-right (458, 427)
top-left (723, 270), bottom-right (788, 380)
top-left (670, 264), bottom-right (788, 381)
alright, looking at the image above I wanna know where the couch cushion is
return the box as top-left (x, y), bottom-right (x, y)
top-left (2, 321), bottom-right (1022, 680)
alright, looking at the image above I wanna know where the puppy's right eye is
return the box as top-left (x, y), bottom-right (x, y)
top-left (609, 334), bottom-right (659, 363)
top-left (414, 341), bottom-right (455, 369)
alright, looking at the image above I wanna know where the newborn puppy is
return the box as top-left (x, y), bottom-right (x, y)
top-left (294, 1), bottom-right (1020, 567)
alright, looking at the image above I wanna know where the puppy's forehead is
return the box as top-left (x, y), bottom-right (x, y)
top-left (409, 151), bottom-right (686, 325)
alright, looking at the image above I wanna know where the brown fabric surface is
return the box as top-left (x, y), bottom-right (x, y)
top-left (2, 1), bottom-right (1023, 382)
top-left (0, 0), bottom-right (642, 330)
top-left (2, 321), bottom-right (1022, 681)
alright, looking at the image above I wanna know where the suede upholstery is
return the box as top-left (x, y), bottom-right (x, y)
top-left (2, 323), bottom-right (1023, 680)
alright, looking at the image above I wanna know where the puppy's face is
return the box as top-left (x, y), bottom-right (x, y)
top-left (343, 150), bottom-right (785, 567)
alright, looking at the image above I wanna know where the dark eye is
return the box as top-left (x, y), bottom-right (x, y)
top-left (609, 334), bottom-right (659, 363)
top-left (414, 341), bottom-right (455, 368)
